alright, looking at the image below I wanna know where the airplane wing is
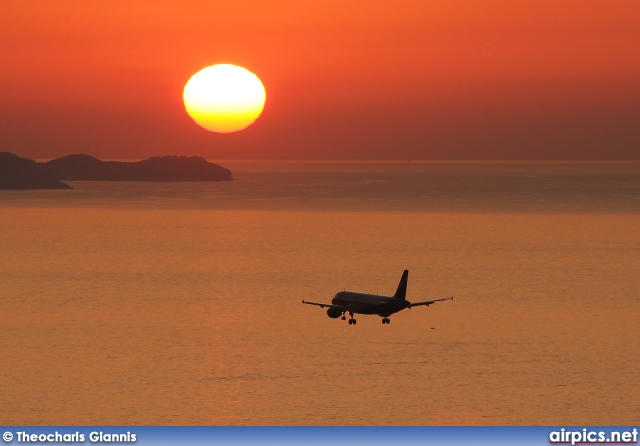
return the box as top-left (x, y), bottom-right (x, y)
top-left (302, 300), bottom-right (334, 308)
top-left (409, 296), bottom-right (453, 307)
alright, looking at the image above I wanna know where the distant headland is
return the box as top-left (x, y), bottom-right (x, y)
top-left (0, 153), bottom-right (233, 190)
top-left (0, 152), bottom-right (71, 190)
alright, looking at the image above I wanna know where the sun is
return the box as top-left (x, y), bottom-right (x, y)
top-left (183, 64), bottom-right (266, 133)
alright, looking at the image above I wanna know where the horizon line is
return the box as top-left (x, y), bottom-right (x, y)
top-left (29, 155), bottom-right (640, 164)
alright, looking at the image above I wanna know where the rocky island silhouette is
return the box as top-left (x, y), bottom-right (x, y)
top-left (0, 152), bottom-right (71, 190)
top-left (0, 153), bottom-right (233, 189)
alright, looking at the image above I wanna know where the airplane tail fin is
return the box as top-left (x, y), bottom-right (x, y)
top-left (393, 270), bottom-right (409, 300)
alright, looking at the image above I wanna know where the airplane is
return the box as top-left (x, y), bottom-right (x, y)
top-left (302, 270), bottom-right (452, 325)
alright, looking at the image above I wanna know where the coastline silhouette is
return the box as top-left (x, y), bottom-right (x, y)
top-left (0, 153), bottom-right (232, 189)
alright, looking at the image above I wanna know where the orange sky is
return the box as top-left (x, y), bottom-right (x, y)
top-left (1, 0), bottom-right (639, 159)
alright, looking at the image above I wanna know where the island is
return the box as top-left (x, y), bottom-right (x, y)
top-left (0, 152), bottom-right (72, 190)
top-left (0, 153), bottom-right (233, 190)
top-left (42, 154), bottom-right (233, 182)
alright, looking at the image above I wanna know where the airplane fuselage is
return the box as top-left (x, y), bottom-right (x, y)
top-left (331, 291), bottom-right (410, 317)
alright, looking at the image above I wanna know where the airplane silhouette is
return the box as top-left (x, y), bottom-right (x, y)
top-left (302, 270), bottom-right (452, 325)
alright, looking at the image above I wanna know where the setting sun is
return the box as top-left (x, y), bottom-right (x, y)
top-left (183, 64), bottom-right (266, 133)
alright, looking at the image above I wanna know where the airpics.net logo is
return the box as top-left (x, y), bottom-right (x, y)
top-left (549, 428), bottom-right (638, 445)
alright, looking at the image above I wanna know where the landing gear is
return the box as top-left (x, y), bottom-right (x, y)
top-left (341, 312), bottom-right (346, 321)
top-left (347, 312), bottom-right (356, 325)
top-left (381, 317), bottom-right (390, 324)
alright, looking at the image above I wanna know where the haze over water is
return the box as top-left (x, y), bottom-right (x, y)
top-left (1, 162), bottom-right (639, 425)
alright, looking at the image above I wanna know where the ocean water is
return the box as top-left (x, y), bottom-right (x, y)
top-left (0, 162), bottom-right (639, 425)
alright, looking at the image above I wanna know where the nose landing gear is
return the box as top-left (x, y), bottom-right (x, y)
top-left (381, 317), bottom-right (390, 324)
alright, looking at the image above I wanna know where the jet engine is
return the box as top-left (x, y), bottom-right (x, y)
top-left (326, 307), bottom-right (343, 318)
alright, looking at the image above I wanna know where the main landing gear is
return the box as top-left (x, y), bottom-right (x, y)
top-left (381, 317), bottom-right (390, 324)
top-left (347, 312), bottom-right (357, 325)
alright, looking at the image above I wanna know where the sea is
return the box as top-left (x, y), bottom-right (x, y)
top-left (0, 161), bottom-right (639, 425)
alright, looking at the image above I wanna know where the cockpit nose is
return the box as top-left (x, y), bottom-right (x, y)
top-left (332, 291), bottom-right (347, 302)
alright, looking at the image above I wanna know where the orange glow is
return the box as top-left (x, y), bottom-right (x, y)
top-left (183, 64), bottom-right (266, 133)
top-left (1, 1), bottom-right (639, 159)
